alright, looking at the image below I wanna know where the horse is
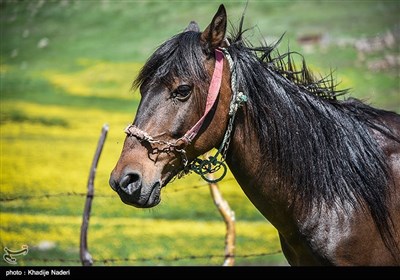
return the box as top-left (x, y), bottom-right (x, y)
top-left (109, 4), bottom-right (400, 265)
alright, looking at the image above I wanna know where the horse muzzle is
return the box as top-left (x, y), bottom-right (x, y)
top-left (109, 170), bottom-right (162, 208)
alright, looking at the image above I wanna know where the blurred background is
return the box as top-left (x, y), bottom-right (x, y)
top-left (1, 0), bottom-right (399, 266)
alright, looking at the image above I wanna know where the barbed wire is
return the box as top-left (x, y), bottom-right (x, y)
top-left (0, 178), bottom-right (236, 202)
top-left (0, 192), bottom-right (89, 202)
top-left (20, 250), bottom-right (282, 265)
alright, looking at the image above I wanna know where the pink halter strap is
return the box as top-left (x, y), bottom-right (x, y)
top-left (180, 48), bottom-right (224, 144)
top-left (125, 49), bottom-right (225, 154)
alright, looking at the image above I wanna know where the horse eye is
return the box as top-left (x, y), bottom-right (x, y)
top-left (173, 85), bottom-right (192, 101)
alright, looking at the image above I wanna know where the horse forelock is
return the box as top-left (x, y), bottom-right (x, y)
top-left (133, 31), bottom-right (209, 91)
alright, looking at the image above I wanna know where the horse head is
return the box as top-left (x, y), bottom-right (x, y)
top-left (109, 5), bottom-right (232, 207)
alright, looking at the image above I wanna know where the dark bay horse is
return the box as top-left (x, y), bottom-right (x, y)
top-left (109, 4), bottom-right (400, 265)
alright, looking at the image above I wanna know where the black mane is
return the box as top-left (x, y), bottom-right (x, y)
top-left (227, 25), bottom-right (398, 254)
top-left (133, 19), bottom-right (398, 255)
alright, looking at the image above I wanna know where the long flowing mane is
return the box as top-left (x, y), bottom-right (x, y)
top-left (133, 17), bottom-right (399, 256)
top-left (227, 22), bottom-right (399, 254)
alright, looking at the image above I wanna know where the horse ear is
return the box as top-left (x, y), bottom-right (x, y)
top-left (200, 4), bottom-right (227, 53)
top-left (184, 21), bottom-right (200, 32)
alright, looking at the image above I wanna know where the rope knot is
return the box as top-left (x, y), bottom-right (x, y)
top-left (229, 91), bottom-right (247, 116)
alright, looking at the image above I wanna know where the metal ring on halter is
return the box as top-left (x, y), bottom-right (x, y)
top-left (199, 159), bottom-right (228, 183)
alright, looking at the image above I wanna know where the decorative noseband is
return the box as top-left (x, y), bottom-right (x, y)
top-left (124, 124), bottom-right (190, 165)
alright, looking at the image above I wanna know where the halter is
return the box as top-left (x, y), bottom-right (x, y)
top-left (125, 47), bottom-right (247, 183)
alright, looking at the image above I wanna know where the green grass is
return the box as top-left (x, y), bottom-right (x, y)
top-left (1, 0), bottom-right (399, 267)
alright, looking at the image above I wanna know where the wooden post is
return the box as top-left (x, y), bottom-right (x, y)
top-left (207, 173), bottom-right (236, 266)
top-left (80, 124), bottom-right (109, 266)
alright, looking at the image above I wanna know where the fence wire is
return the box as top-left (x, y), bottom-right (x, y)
top-left (0, 178), bottom-right (236, 202)
top-left (20, 250), bottom-right (282, 265)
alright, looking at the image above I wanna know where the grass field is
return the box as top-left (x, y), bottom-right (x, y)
top-left (1, 0), bottom-right (399, 266)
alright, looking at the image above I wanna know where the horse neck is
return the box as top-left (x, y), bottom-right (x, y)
top-left (224, 109), bottom-right (297, 232)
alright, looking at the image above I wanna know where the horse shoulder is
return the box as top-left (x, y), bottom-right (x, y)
top-left (291, 200), bottom-right (396, 265)
top-left (372, 112), bottom-right (400, 218)
top-left (373, 111), bottom-right (400, 257)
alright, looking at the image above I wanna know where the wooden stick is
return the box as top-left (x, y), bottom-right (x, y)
top-left (80, 124), bottom-right (109, 266)
top-left (207, 173), bottom-right (236, 266)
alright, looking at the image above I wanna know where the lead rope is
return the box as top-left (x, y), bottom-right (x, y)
top-left (188, 47), bottom-right (247, 183)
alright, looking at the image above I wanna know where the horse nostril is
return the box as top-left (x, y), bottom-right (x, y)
top-left (109, 177), bottom-right (118, 192)
top-left (119, 172), bottom-right (142, 195)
